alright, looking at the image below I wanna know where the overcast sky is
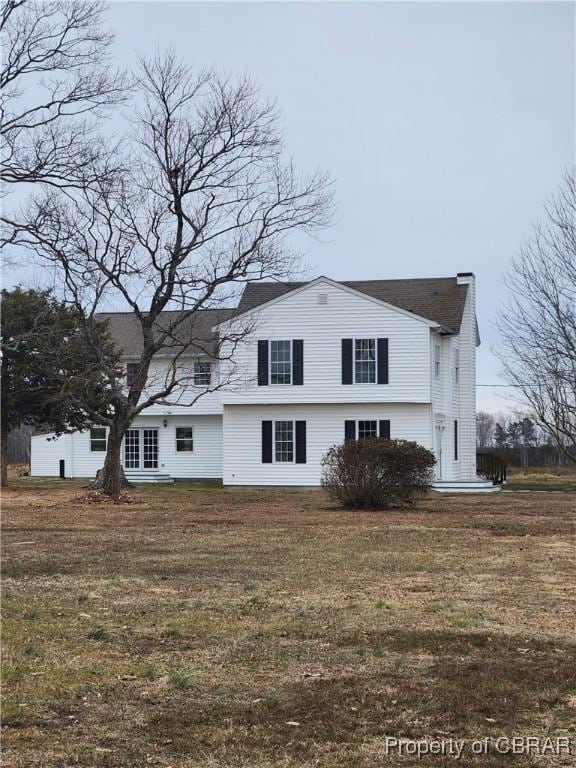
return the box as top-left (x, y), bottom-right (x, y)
top-left (7, 1), bottom-right (575, 413)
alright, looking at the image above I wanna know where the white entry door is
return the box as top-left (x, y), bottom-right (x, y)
top-left (124, 428), bottom-right (158, 470)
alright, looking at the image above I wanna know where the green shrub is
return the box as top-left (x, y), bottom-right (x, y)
top-left (321, 438), bottom-right (435, 509)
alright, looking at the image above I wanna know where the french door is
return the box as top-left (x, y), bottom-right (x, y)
top-left (124, 428), bottom-right (158, 470)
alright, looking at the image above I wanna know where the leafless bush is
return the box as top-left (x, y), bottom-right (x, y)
top-left (321, 438), bottom-right (436, 510)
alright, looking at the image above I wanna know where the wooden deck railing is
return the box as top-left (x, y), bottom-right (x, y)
top-left (476, 452), bottom-right (507, 485)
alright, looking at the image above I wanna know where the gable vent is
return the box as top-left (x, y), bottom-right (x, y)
top-left (317, 292), bottom-right (328, 305)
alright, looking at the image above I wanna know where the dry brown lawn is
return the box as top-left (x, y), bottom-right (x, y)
top-left (2, 481), bottom-right (576, 767)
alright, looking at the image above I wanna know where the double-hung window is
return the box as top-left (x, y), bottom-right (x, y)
top-left (194, 360), bottom-right (211, 386)
top-left (90, 427), bottom-right (107, 452)
top-left (270, 340), bottom-right (292, 384)
top-left (274, 420), bottom-right (294, 462)
top-left (454, 348), bottom-right (460, 384)
top-left (434, 343), bottom-right (441, 379)
top-left (357, 420), bottom-right (378, 439)
top-left (354, 338), bottom-right (376, 383)
top-left (126, 363), bottom-right (139, 388)
top-left (176, 427), bottom-right (193, 452)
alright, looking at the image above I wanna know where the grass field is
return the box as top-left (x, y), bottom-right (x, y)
top-left (2, 480), bottom-right (576, 767)
top-left (504, 468), bottom-right (576, 493)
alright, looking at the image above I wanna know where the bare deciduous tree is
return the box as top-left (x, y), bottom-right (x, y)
top-left (14, 54), bottom-right (333, 498)
top-left (497, 169), bottom-right (576, 462)
top-left (0, 0), bottom-right (125, 193)
top-left (476, 411), bottom-right (494, 449)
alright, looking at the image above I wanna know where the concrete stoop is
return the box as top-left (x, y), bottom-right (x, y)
top-left (124, 472), bottom-right (174, 484)
top-left (433, 479), bottom-right (501, 493)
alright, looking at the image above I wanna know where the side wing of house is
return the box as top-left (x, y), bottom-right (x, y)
top-left (429, 273), bottom-right (477, 485)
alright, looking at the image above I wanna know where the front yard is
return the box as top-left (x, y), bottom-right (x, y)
top-left (2, 482), bottom-right (575, 766)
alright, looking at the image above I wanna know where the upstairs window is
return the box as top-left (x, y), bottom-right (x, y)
top-left (194, 360), bottom-right (211, 386)
top-left (454, 348), bottom-right (460, 384)
top-left (126, 363), bottom-right (139, 388)
top-left (176, 427), bottom-right (193, 452)
top-left (90, 427), bottom-right (107, 452)
top-left (434, 343), bottom-right (441, 379)
top-left (354, 338), bottom-right (376, 383)
top-left (270, 340), bottom-right (292, 384)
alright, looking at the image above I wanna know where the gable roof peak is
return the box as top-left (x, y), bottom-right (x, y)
top-left (236, 275), bottom-right (469, 334)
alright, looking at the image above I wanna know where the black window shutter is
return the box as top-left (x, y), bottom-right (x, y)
top-left (295, 421), bottom-right (306, 463)
top-left (342, 339), bottom-right (353, 384)
top-left (344, 420), bottom-right (356, 441)
top-left (257, 340), bottom-right (269, 386)
top-left (454, 420), bottom-right (458, 461)
top-left (292, 340), bottom-right (304, 385)
top-left (262, 421), bottom-right (273, 463)
top-left (377, 338), bottom-right (389, 384)
top-left (379, 420), bottom-right (390, 439)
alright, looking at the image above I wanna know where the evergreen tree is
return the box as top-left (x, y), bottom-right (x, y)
top-left (1, 287), bottom-right (119, 485)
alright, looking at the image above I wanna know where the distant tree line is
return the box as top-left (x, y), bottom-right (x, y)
top-left (476, 411), bottom-right (573, 468)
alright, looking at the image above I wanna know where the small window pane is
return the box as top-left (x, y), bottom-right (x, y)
top-left (354, 339), bottom-right (376, 383)
top-left (358, 420), bottom-right (377, 439)
top-left (90, 427), bottom-right (106, 452)
top-left (434, 344), bottom-right (441, 378)
top-left (143, 429), bottom-right (158, 469)
top-left (454, 349), bottom-right (460, 384)
top-left (126, 363), bottom-right (139, 388)
top-left (194, 361), bottom-right (211, 386)
top-left (176, 427), bottom-right (193, 452)
top-left (274, 420), bottom-right (294, 462)
top-left (270, 341), bottom-right (292, 384)
top-left (124, 429), bottom-right (140, 468)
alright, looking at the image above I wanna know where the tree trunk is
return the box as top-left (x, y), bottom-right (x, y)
top-left (89, 419), bottom-right (131, 499)
top-left (1, 422), bottom-right (8, 487)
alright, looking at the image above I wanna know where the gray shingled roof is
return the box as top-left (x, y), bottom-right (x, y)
top-left (98, 277), bottom-right (470, 356)
top-left (237, 277), bottom-right (468, 333)
top-left (97, 308), bottom-right (236, 357)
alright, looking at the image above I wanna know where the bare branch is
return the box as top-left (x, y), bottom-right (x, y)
top-left (1, 0), bottom-right (126, 192)
top-left (497, 167), bottom-right (576, 462)
top-left (11, 53), bottom-right (334, 496)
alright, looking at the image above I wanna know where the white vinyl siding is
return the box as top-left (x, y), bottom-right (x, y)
top-left (32, 416), bottom-right (223, 479)
top-left (453, 278), bottom-right (477, 481)
top-left (223, 403), bottom-right (432, 485)
top-left (220, 280), bottom-right (432, 404)
top-left (128, 358), bottom-right (222, 416)
top-left (31, 432), bottom-right (73, 477)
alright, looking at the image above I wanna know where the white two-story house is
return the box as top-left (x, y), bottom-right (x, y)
top-left (31, 273), bottom-right (496, 491)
